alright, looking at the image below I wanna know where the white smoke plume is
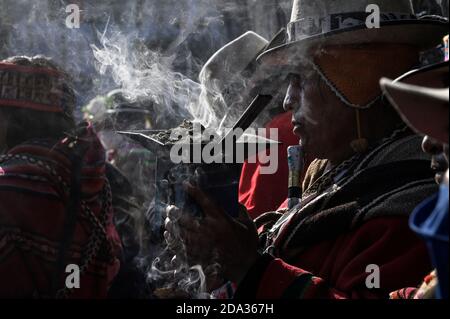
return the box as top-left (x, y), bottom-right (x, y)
top-left (0, 0), bottom-right (293, 299)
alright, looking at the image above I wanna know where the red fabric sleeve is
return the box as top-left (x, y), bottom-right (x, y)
top-left (239, 112), bottom-right (299, 219)
top-left (236, 217), bottom-right (431, 299)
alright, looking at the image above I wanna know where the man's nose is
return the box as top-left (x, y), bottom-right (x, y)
top-left (283, 82), bottom-right (300, 112)
top-left (422, 135), bottom-right (444, 156)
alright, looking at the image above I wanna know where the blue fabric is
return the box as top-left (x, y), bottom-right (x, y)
top-left (410, 185), bottom-right (449, 299)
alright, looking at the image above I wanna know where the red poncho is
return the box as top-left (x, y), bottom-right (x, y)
top-left (0, 124), bottom-right (121, 298)
top-left (236, 135), bottom-right (437, 299)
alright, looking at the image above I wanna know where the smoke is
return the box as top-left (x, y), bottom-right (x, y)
top-left (412, 0), bottom-right (449, 16)
top-left (92, 32), bottom-right (195, 122)
top-left (0, 0), bottom-right (232, 119)
top-left (91, 31), bottom-right (221, 295)
top-left (90, 31), bottom-right (260, 131)
top-left (0, 0), bottom-right (292, 299)
top-left (143, 164), bottom-right (224, 299)
top-left (0, 0), bottom-right (292, 127)
top-left (83, 2), bottom-right (260, 300)
top-left (147, 247), bottom-right (215, 299)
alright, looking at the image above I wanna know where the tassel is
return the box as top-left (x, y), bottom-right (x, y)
top-left (350, 109), bottom-right (369, 153)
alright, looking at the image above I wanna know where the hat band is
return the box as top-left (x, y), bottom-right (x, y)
top-left (0, 62), bottom-right (66, 113)
top-left (287, 11), bottom-right (416, 42)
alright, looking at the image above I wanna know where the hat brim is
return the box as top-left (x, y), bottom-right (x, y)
top-left (394, 61), bottom-right (449, 87)
top-left (257, 20), bottom-right (449, 67)
top-left (380, 62), bottom-right (449, 144)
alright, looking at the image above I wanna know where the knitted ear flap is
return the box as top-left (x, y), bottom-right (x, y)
top-left (313, 43), bottom-right (420, 108)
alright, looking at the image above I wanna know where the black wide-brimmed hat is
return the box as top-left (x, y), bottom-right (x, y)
top-left (381, 59), bottom-right (449, 144)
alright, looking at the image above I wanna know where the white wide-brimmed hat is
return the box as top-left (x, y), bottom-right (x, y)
top-left (200, 31), bottom-right (269, 94)
top-left (257, 0), bottom-right (449, 66)
top-left (198, 31), bottom-right (286, 128)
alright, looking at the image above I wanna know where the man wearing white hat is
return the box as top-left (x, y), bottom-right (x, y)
top-left (165, 0), bottom-right (448, 299)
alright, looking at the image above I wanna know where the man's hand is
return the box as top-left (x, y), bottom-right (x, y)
top-left (164, 182), bottom-right (259, 288)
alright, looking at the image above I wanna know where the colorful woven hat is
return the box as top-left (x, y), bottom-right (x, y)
top-left (0, 61), bottom-right (74, 116)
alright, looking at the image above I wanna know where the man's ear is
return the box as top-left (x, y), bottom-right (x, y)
top-left (381, 79), bottom-right (449, 145)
